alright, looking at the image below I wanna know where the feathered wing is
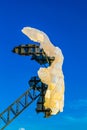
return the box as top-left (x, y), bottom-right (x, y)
top-left (21, 27), bottom-right (55, 56)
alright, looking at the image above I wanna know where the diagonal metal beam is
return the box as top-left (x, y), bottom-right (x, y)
top-left (0, 87), bottom-right (40, 130)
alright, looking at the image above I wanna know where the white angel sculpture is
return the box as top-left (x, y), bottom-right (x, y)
top-left (22, 27), bottom-right (65, 115)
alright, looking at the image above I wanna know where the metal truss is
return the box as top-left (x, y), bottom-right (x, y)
top-left (0, 87), bottom-right (40, 130)
top-left (0, 44), bottom-right (54, 129)
top-left (12, 44), bottom-right (55, 65)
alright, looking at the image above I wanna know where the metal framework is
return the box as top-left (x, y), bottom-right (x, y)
top-left (29, 76), bottom-right (52, 117)
top-left (12, 44), bottom-right (54, 65)
top-left (0, 44), bottom-right (54, 129)
top-left (0, 87), bottom-right (40, 130)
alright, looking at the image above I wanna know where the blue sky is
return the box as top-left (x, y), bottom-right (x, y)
top-left (0, 0), bottom-right (87, 130)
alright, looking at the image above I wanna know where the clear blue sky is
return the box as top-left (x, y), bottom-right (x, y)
top-left (0, 0), bottom-right (87, 130)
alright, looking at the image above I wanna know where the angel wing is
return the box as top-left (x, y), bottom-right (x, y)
top-left (22, 27), bottom-right (55, 57)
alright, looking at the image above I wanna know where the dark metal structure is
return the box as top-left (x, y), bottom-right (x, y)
top-left (0, 87), bottom-right (40, 130)
top-left (29, 76), bottom-right (52, 117)
top-left (12, 44), bottom-right (54, 65)
top-left (0, 44), bottom-right (54, 130)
